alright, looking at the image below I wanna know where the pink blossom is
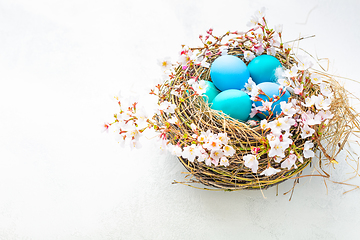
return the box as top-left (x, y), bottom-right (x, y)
top-left (294, 84), bottom-right (304, 95)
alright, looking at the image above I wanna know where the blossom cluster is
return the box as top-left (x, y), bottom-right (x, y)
top-left (168, 125), bottom-right (236, 167)
top-left (103, 92), bottom-right (153, 149)
top-left (240, 64), bottom-right (334, 175)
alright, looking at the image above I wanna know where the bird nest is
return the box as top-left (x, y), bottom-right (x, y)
top-left (157, 55), bottom-right (357, 191)
top-left (152, 20), bottom-right (360, 192)
top-left (107, 11), bottom-right (360, 195)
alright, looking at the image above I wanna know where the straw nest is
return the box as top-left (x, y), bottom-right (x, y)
top-left (155, 39), bottom-right (360, 192)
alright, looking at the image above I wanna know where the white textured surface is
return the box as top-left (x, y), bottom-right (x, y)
top-left (0, 0), bottom-right (360, 239)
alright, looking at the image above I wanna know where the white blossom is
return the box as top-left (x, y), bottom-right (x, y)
top-left (194, 56), bottom-right (210, 68)
top-left (182, 144), bottom-right (199, 162)
top-left (202, 130), bottom-right (215, 142)
top-left (244, 51), bottom-right (255, 61)
top-left (316, 110), bottom-right (334, 122)
top-left (197, 149), bottom-right (209, 163)
top-left (200, 58), bottom-right (210, 68)
top-left (158, 101), bottom-right (176, 114)
top-left (301, 96), bottom-right (316, 107)
top-left (187, 77), bottom-right (197, 86)
top-left (223, 145), bottom-right (236, 156)
top-left (258, 101), bottom-right (273, 112)
top-left (247, 15), bottom-right (260, 28)
top-left (177, 48), bottom-right (194, 66)
top-left (220, 156), bottom-right (230, 167)
top-left (278, 78), bottom-right (292, 87)
top-left (267, 47), bottom-right (276, 56)
top-left (254, 7), bottom-right (266, 19)
top-left (281, 131), bottom-right (293, 147)
top-left (260, 119), bottom-right (268, 130)
top-left (203, 137), bottom-right (222, 151)
top-left (284, 66), bottom-right (298, 78)
top-left (281, 154), bottom-right (297, 170)
top-left (252, 43), bottom-right (265, 55)
top-left (158, 138), bottom-right (169, 153)
top-left (267, 132), bottom-right (278, 144)
top-left (296, 55), bottom-right (313, 70)
top-left (300, 111), bottom-right (321, 126)
top-left (250, 85), bottom-right (261, 97)
top-left (310, 73), bottom-right (322, 84)
top-left (320, 83), bottom-right (333, 97)
top-left (243, 154), bottom-right (259, 173)
top-left (217, 133), bottom-right (229, 145)
top-left (219, 45), bottom-right (228, 55)
top-left (249, 106), bottom-right (258, 118)
top-left (197, 131), bottom-right (209, 143)
top-left (243, 78), bottom-right (256, 93)
top-left (274, 24), bottom-right (283, 33)
top-left (268, 117), bottom-right (292, 132)
top-left (169, 144), bottom-right (183, 156)
top-left (210, 149), bottom-right (224, 162)
top-left (135, 107), bottom-right (150, 128)
top-left (303, 140), bottom-right (315, 158)
top-left (126, 127), bottom-right (141, 141)
top-left (157, 57), bottom-right (172, 72)
top-left (260, 166), bottom-right (281, 176)
top-left (270, 34), bottom-right (281, 48)
top-left (314, 95), bottom-right (331, 110)
top-left (268, 138), bottom-right (288, 158)
top-left (205, 157), bottom-right (212, 166)
top-left (282, 116), bottom-right (296, 130)
top-left (300, 124), bottom-right (315, 139)
top-left (192, 80), bottom-right (208, 95)
top-left (130, 139), bottom-right (142, 149)
top-left (280, 101), bottom-right (297, 117)
top-left (121, 110), bottom-right (133, 121)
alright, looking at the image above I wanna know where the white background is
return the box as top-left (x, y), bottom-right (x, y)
top-left (1, 0), bottom-right (360, 239)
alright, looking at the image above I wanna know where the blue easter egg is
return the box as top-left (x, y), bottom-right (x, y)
top-left (254, 82), bottom-right (290, 119)
top-left (211, 89), bottom-right (252, 122)
top-left (202, 81), bottom-right (220, 104)
top-left (247, 55), bottom-right (282, 84)
top-left (210, 55), bottom-right (250, 91)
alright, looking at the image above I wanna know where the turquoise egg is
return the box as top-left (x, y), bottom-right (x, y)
top-left (254, 82), bottom-right (290, 119)
top-left (210, 55), bottom-right (250, 91)
top-left (211, 89), bottom-right (252, 122)
top-left (202, 81), bottom-right (220, 104)
top-left (247, 55), bottom-right (282, 84)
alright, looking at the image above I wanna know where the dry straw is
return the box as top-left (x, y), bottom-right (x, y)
top-left (156, 38), bottom-right (360, 194)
